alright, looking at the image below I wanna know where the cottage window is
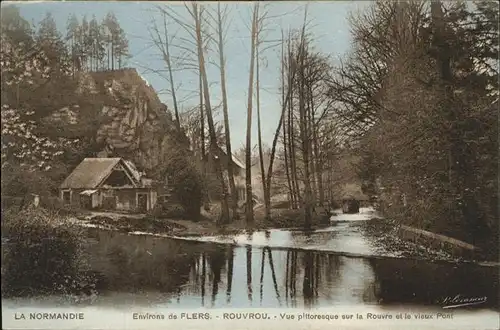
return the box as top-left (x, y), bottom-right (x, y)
top-left (62, 190), bottom-right (71, 204)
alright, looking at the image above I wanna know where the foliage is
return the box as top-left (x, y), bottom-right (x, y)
top-left (150, 203), bottom-right (186, 220)
top-left (168, 159), bottom-right (204, 221)
top-left (1, 208), bottom-right (88, 297)
top-left (161, 130), bottom-right (204, 221)
top-left (66, 11), bottom-right (129, 72)
top-left (343, 0), bottom-right (498, 249)
top-left (1, 10), bottom-right (80, 172)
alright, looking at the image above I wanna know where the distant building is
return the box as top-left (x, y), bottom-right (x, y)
top-left (205, 147), bottom-right (246, 202)
top-left (59, 157), bottom-right (162, 212)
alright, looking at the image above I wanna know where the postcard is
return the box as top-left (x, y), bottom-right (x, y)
top-left (1, 1), bottom-right (498, 330)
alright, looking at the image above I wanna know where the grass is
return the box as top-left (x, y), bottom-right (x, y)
top-left (88, 216), bottom-right (186, 234)
top-left (81, 203), bottom-right (331, 237)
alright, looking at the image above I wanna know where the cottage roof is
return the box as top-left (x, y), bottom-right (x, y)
top-left (60, 158), bottom-right (139, 189)
top-left (230, 153), bottom-right (245, 170)
top-left (123, 159), bottom-right (142, 182)
top-left (211, 147), bottom-right (245, 170)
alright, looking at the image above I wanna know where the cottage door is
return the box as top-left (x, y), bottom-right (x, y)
top-left (137, 193), bottom-right (148, 212)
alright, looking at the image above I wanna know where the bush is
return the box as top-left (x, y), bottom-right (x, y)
top-left (165, 157), bottom-right (203, 221)
top-left (1, 207), bottom-right (88, 297)
top-left (148, 202), bottom-right (186, 220)
top-left (163, 203), bottom-right (186, 219)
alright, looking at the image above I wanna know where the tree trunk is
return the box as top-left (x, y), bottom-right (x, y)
top-left (245, 3), bottom-right (259, 227)
top-left (199, 67), bottom-right (210, 208)
top-left (313, 129), bottom-right (324, 205)
top-left (162, 13), bottom-right (181, 131)
top-left (217, 3), bottom-right (238, 221)
top-left (287, 87), bottom-right (298, 208)
top-left (265, 32), bottom-right (297, 219)
top-left (111, 37), bottom-right (114, 70)
top-left (298, 8), bottom-right (313, 228)
top-left (282, 34), bottom-right (294, 209)
top-left (283, 102), bottom-right (293, 208)
top-left (193, 3), bottom-right (230, 225)
top-left (307, 88), bottom-right (317, 205)
top-left (256, 36), bottom-right (269, 221)
top-left (288, 39), bottom-right (301, 208)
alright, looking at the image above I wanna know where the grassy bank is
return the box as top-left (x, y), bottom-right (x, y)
top-left (80, 204), bottom-right (331, 237)
top-left (360, 217), bottom-right (498, 262)
top-left (1, 207), bottom-right (91, 297)
top-left (0, 207), bottom-right (218, 298)
top-left (88, 215), bottom-right (187, 234)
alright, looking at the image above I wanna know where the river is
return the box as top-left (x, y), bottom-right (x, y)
top-left (2, 208), bottom-right (499, 329)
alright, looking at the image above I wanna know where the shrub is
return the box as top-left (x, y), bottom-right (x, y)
top-left (148, 202), bottom-right (185, 220)
top-left (1, 207), bottom-right (88, 297)
top-left (163, 203), bottom-right (186, 219)
top-left (165, 156), bottom-right (203, 221)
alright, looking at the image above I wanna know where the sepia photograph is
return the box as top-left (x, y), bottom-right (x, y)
top-left (1, 1), bottom-right (499, 329)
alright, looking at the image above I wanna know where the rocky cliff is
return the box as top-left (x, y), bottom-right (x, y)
top-left (47, 68), bottom-right (183, 175)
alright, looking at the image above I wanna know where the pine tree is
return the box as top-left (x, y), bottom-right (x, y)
top-left (37, 12), bottom-right (69, 78)
top-left (1, 5), bottom-right (33, 48)
top-left (102, 12), bottom-right (119, 70)
top-left (80, 16), bottom-right (89, 71)
top-left (114, 27), bottom-right (129, 69)
top-left (65, 14), bottom-right (79, 75)
top-left (37, 12), bottom-right (59, 41)
top-left (89, 16), bottom-right (104, 71)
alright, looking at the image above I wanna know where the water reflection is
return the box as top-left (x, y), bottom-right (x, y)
top-left (185, 223), bottom-right (376, 256)
top-left (157, 242), bottom-right (497, 309)
top-left (5, 229), bottom-right (497, 310)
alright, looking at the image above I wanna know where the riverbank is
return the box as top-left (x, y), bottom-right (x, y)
top-left (360, 218), bottom-right (499, 263)
top-left (79, 206), bottom-right (331, 237)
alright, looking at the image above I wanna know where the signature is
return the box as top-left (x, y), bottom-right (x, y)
top-left (439, 294), bottom-right (488, 309)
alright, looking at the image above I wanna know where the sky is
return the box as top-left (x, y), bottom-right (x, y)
top-left (5, 1), bottom-right (371, 149)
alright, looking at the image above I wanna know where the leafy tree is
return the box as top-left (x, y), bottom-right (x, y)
top-left (1, 5), bottom-right (34, 47)
top-left (345, 0), bottom-right (498, 250)
top-left (1, 9), bottom-right (78, 173)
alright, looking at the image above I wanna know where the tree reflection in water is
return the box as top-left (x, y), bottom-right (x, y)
top-left (80, 230), bottom-right (498, 309)
top-left (183, 240), bottom-right (497, 309)
top-left (267, 247), bottom-right (281, 305)
top-left (258, 247), bottom-right (281, 306)
top-left (226, 246), bottom-right (234, 304)
top-left (259, 248), bottom-right (266, 304)
top-left (201, 254), bottom-right (206, 306)
top-left (208, 249), bottom-right (224, 307)
top-left (246, 245), bottom-right (253, 303)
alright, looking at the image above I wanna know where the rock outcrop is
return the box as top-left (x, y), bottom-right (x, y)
top-left (47, 68), bottom-right (182, 174)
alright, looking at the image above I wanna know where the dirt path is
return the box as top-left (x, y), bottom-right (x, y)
top-left (86, 211), bottom-right (146, 220)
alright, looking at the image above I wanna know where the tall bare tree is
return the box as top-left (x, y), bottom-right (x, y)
top-left (149, 11), bottom-right (181, 130)
top-left (297, 6), bottom-right (313, 227)
top-left (191, 3), bottom-right (230, 224)
top-left (214, 3), bottom-right (238, 220)
top-left (281, 31), bottom-right (294, 208)
top-left (262, 30), bottom-right (297, 221)
top-left (255, 23), bottom-right (267, 221)
top-left (245, 3), bottom-right (259, 226)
